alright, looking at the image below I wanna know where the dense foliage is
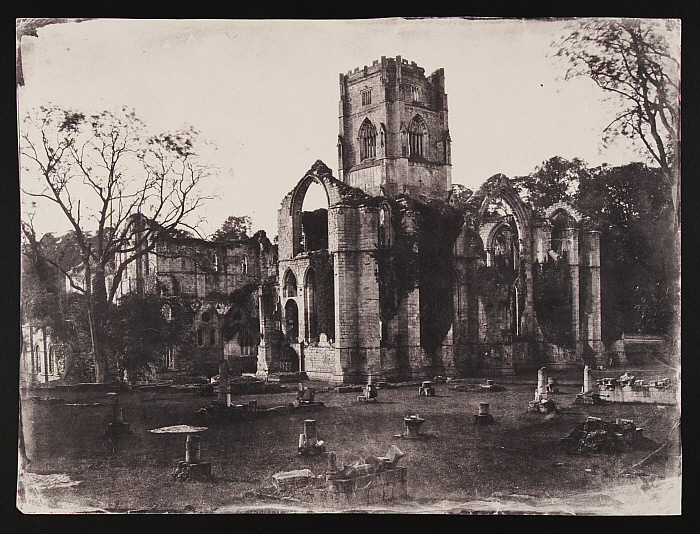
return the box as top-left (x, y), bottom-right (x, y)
top-left (308, 249), bottom-right (335, 340)
top-left (211, 215), bottom-right (252, 241)
top-left (518, 156), bottom-right (676, 340)
top-left (301, 209), bottom-right (329, 252)
top-left (373, 196), bottom-right (463, 354)
top-left (532, 259), bottom-right (574, 348)
top-left (578, 163), bottom-right (675, 339)
top-left (103, 293), bottom-right (195, 379)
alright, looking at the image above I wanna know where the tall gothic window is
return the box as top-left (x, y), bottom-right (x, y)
top-left (378, 205), bottom-right (391, 248)
top-left (361, 88), bottom-right (372, 106)
top-left (283, 270), bottom-right (297, 298)
top-left (359, 118), bottom-right (376, 160)
top-left (411, 85), bottom-right (421, 102)
top-left (408, 115), bottom-right (427, 158)
top-left (239, 329), bottom-right (258, 356)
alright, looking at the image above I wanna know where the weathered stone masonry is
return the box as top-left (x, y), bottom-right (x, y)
top-left (258, 57), bottom-right (605, 384)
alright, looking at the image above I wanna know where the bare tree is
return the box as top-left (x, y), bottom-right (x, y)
top-left (20, 105), bottom-right (215, 382)
top-left (556, 19), bottom-right (680, 230)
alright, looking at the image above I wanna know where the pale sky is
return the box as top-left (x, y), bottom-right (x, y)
top-left (18, 18), bottom-right (668, 239)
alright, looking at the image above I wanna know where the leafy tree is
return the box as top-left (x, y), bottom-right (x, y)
top-left (578, 162), bottom-right (675, 338)
top-left (556, 19), bottom-right (680, 230)
top-left (513, 156), bottom-right (590, 211)
top-left (211, 215), bottom-right (252, 242)
top-left (20, 106), bottom-right (214, 382)
top-left (449, 184), bottom-right (473, 206)
top-left (103, 293), bottom-right (195, 381)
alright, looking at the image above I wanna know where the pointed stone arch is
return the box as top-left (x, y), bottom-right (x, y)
top-left (283, 269), bottom-right (297, 298)
top-left (358, 118), bottom-right (377, 160)
top-left (303, 266), bottom-right (318, 341)
top-left (544, 202), bottom-right (583, 225)
top-left (287, 161), bottom-right (344, 257)
top-left (476, 175), bottom-right (532, 250)
top-left (408, 114), bottom-right (428, 158)
top-left (476, 175), bottom-right (535, 336)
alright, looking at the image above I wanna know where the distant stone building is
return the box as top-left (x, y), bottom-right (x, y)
top-left (115, 215), bottom-right (276, 377)
top-left (257, 56), bottom-right (605, 384)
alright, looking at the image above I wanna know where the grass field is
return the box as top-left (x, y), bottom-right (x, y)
top-left (17, 366), bottom-right (681, 514)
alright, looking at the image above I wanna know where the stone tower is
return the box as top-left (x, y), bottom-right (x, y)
top-left (337, 56), bottom-right (452, 201)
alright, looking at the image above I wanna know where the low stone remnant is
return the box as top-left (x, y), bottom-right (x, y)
top-left (433, 375), bottom-right (448, 384)
top-left (575, 365), bottom-right (602, 404)
top-left (357, 377), bottom-right (378, 403)
top-left (546, 376), bottom-right (559, 394)
top-left (149, 425), bottom-right (211, 482)
top-left (535, 367), bottom-right (548, 401)
top-left (295, 386), bottom-right (325, 411)
top-left (400, 414), bottom-right (426, 438)
top-left (559, 416), bottom-right (647, 453)
top-left (313, 446), bottom-right (407, 506)
top-left (593, 373), bottom-right (677, 405)
top-left (106, 400), bottom-right (130, 437)
top-left (298, 419), bottom-right (326, 457)
top-left (272, 468), bottom-right (317, 490)
top-left (582, 365), bottom-right (593, 393)
top-left (474, 402), bottom-right (494, 425)
top-left (528, 367), bottom-right (556, 413)
top-left (527, 398), bottom-right (557, 413)
top-left (194, 397), bottom-right (268, 425)
top-left (419, 381), bottom-right (435, 396)
top-left (218, 359), bottom-right (231, 408)
top-left (481, 379), bottom-right (504, 392)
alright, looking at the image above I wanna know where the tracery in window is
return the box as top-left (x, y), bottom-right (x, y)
top-left (411, 85), bottom-right (421, 102)
top-left (359, 118), bottom-right (377, 160)
top-left (361, 88), bottom-right (372, 106)
top-left (408, 115), bottom-right (427, 158)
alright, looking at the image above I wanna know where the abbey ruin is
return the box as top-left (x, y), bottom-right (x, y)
top-left (257, 56), bottom-right (604, 384)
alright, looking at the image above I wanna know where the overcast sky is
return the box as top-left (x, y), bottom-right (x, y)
top-left (18, 18), bottom-right (672, 239)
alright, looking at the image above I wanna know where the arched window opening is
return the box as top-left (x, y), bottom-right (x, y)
top-left (408, 116), bottom-right (427, 158)
top-left (411, 85), bottom-right (421, 102)
top-left (283, 270), bottom-right (297, 298)
top-left (361, 88), bottom-right (372, 106)
top-left (359, 118), bottom-right (376, 160)
top-left (213, 253), bottom-right (218, 272)
top-left (304, 268), bottom-right (318, 341)
top-left (48, 346), bottom-right (55, 374)
top-left (210, 328), bottom-right (216, 346)
top-left (239, 328), bottom-right (258, 356)
top-left (550, 212), bottom-right (576, 260)
top-left (280, 346), bottom-right (299, 373)
top-left (197, 328), bottom-right (203, 346)
top-left (300, 180), bottom-right (329, 253)
top-left (378, 205), bottom-right (392, 248)
top-left (164, 348), bottom-right (174, 369)
top-left (284, 300), bottom-right (299, 343)
top-left (493, 224), bottom-right (518, 271)
top-left (35, 344), bottom-right (41, 373)
top-left (241, 255), bottom-right (248, 274)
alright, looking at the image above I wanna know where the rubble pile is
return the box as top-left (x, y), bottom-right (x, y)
top-left (270, 445), bottom-right (408, 506)
top-left (560, 416), bottom-right (645, 453)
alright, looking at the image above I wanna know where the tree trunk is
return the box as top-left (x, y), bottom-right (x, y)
top-left (83, 259), bottom-right (106, 383)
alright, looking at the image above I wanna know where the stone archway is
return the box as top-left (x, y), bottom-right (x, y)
top-left (476, 175), bottom-right (535, 337)
top-left (284, 299), bottom-right (299, 343)
top-left (280, 346), bottom-right (300, 373)
top-left (288, 161), bottom-right (344, 257)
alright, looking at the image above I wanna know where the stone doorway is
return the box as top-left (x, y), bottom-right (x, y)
top-left (280, 346), bottom-right (300, 373)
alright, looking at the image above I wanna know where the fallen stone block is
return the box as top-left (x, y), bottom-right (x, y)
top-left (272, 469), bottom-right (317, 491)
